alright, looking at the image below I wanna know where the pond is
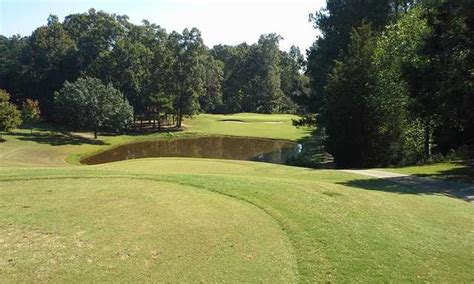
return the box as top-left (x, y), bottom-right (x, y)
top-left (81, 136), bottom-right (301, 165)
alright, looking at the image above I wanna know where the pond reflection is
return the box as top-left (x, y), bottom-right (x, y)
top-left (81, 136), bottom-right (301, 165)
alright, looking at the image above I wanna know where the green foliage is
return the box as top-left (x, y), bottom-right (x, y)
top-left (0, 89), bottom-right (22, 138)
top-left (21, 98), bottom-right (41, 125)
top-left (211, 35), bottom-right (298, 114)
top-left (200, 56), bottom-right (224, 113)
top-left (20, 15), bottom-right (77, 118)
top-left (54, 76), bottom-right (133, 138)
top-left (324, 24), bottom-right (381, 167)
top-left (372, 7), bottom-right (432, 164)
top-left (280, 46), bottom-right (308, 112)
top-left (169, 28), bottom-right (207, 127)
top-left (404, 0), bottom-right (474, 154)
top-left (306, 0), bottom-right (408, 113)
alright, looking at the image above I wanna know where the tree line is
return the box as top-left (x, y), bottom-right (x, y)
top-left (1, 2), bottom-right (471, 168)
top-left (304, 0), bottom-right (473, 168)
top-left (0, 9), bottom-right (307, 134)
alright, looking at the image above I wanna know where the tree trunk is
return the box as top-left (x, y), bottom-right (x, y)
top-left (157, 108), bottom-right (161, 131)
top-left (176, 109), bottom-right (182, 128)
top-left (94, 128), bottom-right (98, 139)
top-left (424, 123), bottom-right (431, 159)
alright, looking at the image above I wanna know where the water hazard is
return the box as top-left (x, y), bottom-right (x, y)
top-left (81, 136), bottom-right (301, 165)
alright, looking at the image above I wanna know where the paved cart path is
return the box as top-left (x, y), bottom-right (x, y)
top-left (342, 169), bottom-right (474, 203)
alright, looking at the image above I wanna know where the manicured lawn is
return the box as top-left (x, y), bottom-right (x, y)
top-left (0, 114), bottom-right (472, 282)
top-left (0, 113), bottom-right (309, 167)
top-left (0, 160), bottom-right (472, 282)
top-left (185, 113), bottom-right (309, 141)
top-left (384, 162), bottom-right (474, 183)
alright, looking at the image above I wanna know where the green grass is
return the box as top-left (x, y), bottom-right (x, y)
top-left (384, 162), bottom-right (474, 183)
top-left (185, 113), bottom-right (309, 140)
top-left (0, 113), bottom-right (309, 167)
top-left (0, 114), bottom-right (472, 282)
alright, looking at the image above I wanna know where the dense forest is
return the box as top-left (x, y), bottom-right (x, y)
top-left (0, 0), bottom-right (472, 168)
top-left (304, 0), bottom-right (473, 167)
top-left (0, 9), bottom-right (307, 131)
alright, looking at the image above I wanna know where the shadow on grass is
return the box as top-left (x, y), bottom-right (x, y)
top-left (13, 131), bottom-right (107, 146)
top-left (400, 162), bottom-right (474, 184)
top-left (287, 127), bottom-right (335, 169)
top-left (339, 175), bottom-right (474, 202)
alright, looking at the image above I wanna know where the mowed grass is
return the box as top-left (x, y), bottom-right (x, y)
top-left (0, 114), bottom-right (473, 282)
top-left (185, 113), bottom-right (309, 140)
top-left (0, 159), bottom-right (473, 282)
top-left (0, 113), bottom-right (309, 167)
top-left (384, 162), bottom-right (474, 183)
top-left (0, 177), bottom-right (297, 282)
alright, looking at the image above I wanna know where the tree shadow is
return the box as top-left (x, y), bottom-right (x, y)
top-left (395, 162), bottom-right (474, 184)
top-left (13, 131), bottom-right (107, 146)
top-left (339, 175), bottom-right (474, 202)
top-left (287, 127), bottom-right (335, 169)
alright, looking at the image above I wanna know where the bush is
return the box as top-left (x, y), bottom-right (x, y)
top-left (0, 90), bottom-right (22, 140)
top-left (54, 76), bottom-right (133, 138)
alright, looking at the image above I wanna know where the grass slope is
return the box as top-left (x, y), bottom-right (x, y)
top-left (0, 114), bottom-right (472, 282)
top-left (0, 160), bottom-right (472, 282)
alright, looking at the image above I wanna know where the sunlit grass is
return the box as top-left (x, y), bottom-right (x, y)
top-left (0, 159), bottom-right (472, 282)
top-left (0, 114), bottom-right (472, 282)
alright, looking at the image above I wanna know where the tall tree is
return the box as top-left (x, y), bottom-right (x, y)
top-left (169, 28), bottom-right (206, 128)
top-left (0, 35), bottom-right (27, 99)
top-left (306, 0), bottom-right (418, 113)
top-left (280, 45), bottom-right (307, 112)
top-left (372, 7), bottom-right (431, 163)
top-left (323, 24), bottom-right (380, 167)
top-left (404, 0), bottom-right (474, 155)
top-left (20, 15), bottom-right (77, 118)
top-left (252, 34), bottom-right (284, 113)
top-left (200, 55), bottom-right (224, 113)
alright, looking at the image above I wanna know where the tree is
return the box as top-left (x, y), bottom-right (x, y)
top-left (0, 90), bottom-right (22, 140)
top-left (200, 55), bottom-right (224, 113)
top-left (280, 46), bottom-right (307, 112)
top-left (0, 35), bottom-right (27, 99)
top-left (169, 28), bottom-right (206, 128)
top-left (323, 24), bottom-right (380, 168)
top-left (211, 43), bottom-right (253, 113)
top-left (54, 77), bottom-right (133, 138)
top-left (253, 34), bottom-right (284, 113)
top-left (373, 7), bottom-right (431, 163)
top-left (21, 99), bottom-right (41, 133)
top-left (306, 0), bottom-right (418, 113)
top-left (404, 0), bottom-right (474, 156)
top-left (20, 15), bottom-right (77, 118)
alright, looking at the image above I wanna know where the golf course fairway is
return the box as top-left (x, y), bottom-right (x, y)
top-left (0, 114), bottom-right (472, 282)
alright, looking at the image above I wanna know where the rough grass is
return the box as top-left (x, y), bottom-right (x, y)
top-left (0, 114), bottom-right (472, 282)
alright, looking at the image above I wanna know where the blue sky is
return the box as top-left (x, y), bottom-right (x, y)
top-left (0, 0), bottom-right (325, 52)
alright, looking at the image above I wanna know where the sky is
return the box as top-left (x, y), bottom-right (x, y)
top-left (0, 0), bottom-right (325, 53)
